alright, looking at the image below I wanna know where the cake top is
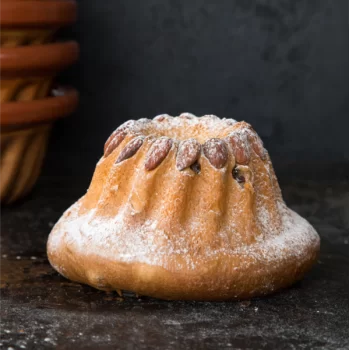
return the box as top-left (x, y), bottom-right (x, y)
top-left (103, 113), bottom-right (266, 173)
top-left (107, 113), bottom-right (237, 143)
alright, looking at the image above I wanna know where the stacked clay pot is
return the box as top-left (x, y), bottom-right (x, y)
top-left (0, 0), bottom-right (79, 203)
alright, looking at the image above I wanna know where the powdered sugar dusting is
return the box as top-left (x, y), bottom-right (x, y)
top-left (49, 198), bottom-right (319, 272)
top-left (179, 112), bottom-right (196, 119)
top-left (107, 114), bottom-right (239, 144)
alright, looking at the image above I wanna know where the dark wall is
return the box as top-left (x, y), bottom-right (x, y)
top-left (47, 0), bottom-right (349, 179)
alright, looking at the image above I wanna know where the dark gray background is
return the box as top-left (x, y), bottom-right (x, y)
top-left (47, 0), bottom-right (348, 180)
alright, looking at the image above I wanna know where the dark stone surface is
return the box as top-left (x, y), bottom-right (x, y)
top-left (52, 0), bottom-right (348, 175)
top-left (0, 176), bottom-right (348, 349)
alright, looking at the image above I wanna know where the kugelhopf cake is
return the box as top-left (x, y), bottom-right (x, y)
top-left (47, 113), bottom-right (320, 300)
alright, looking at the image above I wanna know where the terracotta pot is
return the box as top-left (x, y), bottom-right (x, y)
top-left (1, 1), bottom-right (77, 47)
top-left (0, 87), bottom-right (78, 203)
top-left (0, 41), bottom-right (79, 102)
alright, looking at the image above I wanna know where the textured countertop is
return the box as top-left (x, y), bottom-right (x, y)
top-left (1, 176), bottom-right (348, 350)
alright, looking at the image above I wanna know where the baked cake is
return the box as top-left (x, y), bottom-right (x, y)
top-left (47, 113), bottom-right (320, 300)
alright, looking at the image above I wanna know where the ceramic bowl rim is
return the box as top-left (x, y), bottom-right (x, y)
top-left (1, 1), bottom-right (77, 28)
top-left (1, 41), bottom-right (79, 77)
top-left (1, 86), bottom-right (79, 126)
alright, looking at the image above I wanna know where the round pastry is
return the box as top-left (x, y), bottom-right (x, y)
top-left (47, 113), bottom-right (320, 301)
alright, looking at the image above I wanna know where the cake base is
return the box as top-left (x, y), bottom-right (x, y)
top-left (47, 199), bottom-right (320, 301)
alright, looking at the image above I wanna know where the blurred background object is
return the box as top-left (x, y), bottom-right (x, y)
top-left (0, 0), bottom-right (78, 203)
top-left (1, 87), bottom-right (78, 203)
top-left (1, 41), bottom-right (78, 102)
top-left (0, 0), bottom-right (77, 47)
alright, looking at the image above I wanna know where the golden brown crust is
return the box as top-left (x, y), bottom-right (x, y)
top-left (48, 228), bottom-right (319, 301)
top-left (47, 114), bottom-right (320, 300)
